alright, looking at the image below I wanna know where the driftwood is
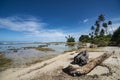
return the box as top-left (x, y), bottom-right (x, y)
top-left (73, 50), bottom-right (89, 66)
top-left (63, 53), bottom-right (112, 76)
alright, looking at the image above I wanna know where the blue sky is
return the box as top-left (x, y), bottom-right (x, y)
top-left (0, 0), bottom-right (120, 42)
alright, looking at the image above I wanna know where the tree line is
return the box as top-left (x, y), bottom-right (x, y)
top-left (66, 14), bottom-right (120, 46)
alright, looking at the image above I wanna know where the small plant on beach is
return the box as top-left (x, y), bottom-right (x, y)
top-left (65, 35), bottom-right (75, 46)
top-left (65, 35), bottom-right (75, 42)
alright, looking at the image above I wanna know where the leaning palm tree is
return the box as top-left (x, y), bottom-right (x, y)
top-left (108, 21), bottom-right (113, 34)
top-left (102, 23), bottom-right (108, 35)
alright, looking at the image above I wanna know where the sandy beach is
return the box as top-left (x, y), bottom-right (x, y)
top-left (0, 47), bottom-right (120, 80)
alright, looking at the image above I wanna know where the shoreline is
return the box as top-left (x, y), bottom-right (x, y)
top-left (0, 46), bottom-right (120, 80)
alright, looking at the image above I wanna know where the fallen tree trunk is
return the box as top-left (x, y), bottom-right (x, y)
top-left (63, 53), bottom-right (112, 76)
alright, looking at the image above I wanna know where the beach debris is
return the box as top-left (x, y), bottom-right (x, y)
top-left (90, 44), bottom-right (98, 48)
top-left (73, 50), bottom-right (89, 66)
top-left (63, 52), bottom-right (112, 76)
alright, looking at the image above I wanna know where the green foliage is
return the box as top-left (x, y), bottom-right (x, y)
top-left (79, 35), bottom-right (90, 43)
top-left (111, 26), bottom-right (120, 45)
top-left (93, 35), bottom-right (112, 46)
top-left (100, 28), bottom-right (105, 37)
top-left (77, 14), bottom-right (119, 47)
top-left (90, 14), bottom-right (112, 36)
top-left (66, 42), bottom-right (75, 46)
top-left (65, 35), bottom-right (75, 42)
top-left (98, 14), bottom-right (105, 22)
top-left (102, 22), bottom-right (108, 34)
top-left (79, 14), bottom-right (113, 46)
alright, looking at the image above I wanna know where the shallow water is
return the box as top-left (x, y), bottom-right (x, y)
top-left (0, 42), bottom-right (77, 67)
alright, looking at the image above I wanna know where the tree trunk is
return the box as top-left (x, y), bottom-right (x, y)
top-left (63, 53), bottom-right (111, 76)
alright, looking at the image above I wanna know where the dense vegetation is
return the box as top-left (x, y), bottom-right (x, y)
top-left (66, 14), bottom-right (120, 46)
top-left (79, 14), bottom-right (113, 46)
top-left (79, 35), bottom-right (90, 43)
top-left (111, 26), bottom-right (120, 46)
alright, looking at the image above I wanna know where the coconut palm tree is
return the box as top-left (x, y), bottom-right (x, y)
top-left (88, 33), bottom-right (91, 39)
top-left (91, 26), bottom-right (95, 30)
top-left (95, 20), bottom-right (100, 26)
top-left (90, 26), bottom-right (95, 37)
top-left (100, 28), bottom-right (105, 36)
top-left (95, 26), bottom-right (100, 36)
top-left (98, 14), bottom-right (105, 22)
top-left (102, 23), bottom-right (108, 35)
top-left (65, 35), bottom-right (75, 42)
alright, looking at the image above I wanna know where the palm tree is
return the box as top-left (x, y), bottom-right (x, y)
top-left (95, 26), bottom-right (100, 36)
top-left (95, 20), bottom-right (100, 26)
top-left (100, 28), bottom-right (105, 36)
top-left (108, 21), bottom-right (113, 34)
top-left (102, 23), bottom-right (108, 35)
top-left (98, 14), bottom-right (105, 22)
top-left (65, 35), bottom-right (75, 42)
top-left (89, 33), bottom-right (92, 37)
top-left (91, 26), bottom-right (95, 30)
top-left (91, 26), bottom-right (95, 37)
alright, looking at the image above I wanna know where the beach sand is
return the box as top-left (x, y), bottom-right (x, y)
top-left (0, 47), bottom-right (120, 80)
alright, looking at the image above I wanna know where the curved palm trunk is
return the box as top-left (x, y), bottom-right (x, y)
top-left (105, 28), bottom-right (108, 35)
top-left (110, 25), bottom-right (114, 34)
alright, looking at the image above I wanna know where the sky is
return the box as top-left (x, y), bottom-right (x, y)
top-left (0, 0), bottom-right (120, 42)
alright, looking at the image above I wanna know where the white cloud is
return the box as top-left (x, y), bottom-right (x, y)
top-left (0, 16), bottom-right (91, 42)
top-left (0, 16), bottom-right (81, 42)
top-left (108, 23), bottom-right (120, 33)
top-left (0, 16), bottom-right (45, 32)
top-left (83, 19), bottom-right (88, 23)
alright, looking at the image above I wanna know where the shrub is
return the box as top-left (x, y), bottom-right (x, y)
top-left (111, 26), bottom-right (120, 46)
